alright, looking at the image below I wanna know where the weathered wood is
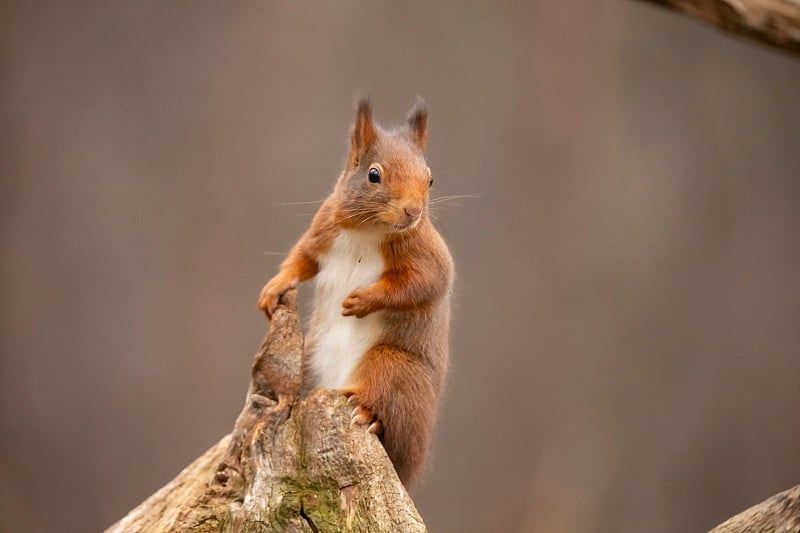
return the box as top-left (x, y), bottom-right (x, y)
top-left (105, 289), bottom-right (426, 533)
top-left (638, 0), bottom-right (800, 56)
top-left (708, 483), bottom-right (800, 533)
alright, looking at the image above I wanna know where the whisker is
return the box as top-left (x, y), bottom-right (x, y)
top-left (336, 207), bottom-right (372, 214)
top-left (357, 213), bottom-right (381, 227)
top-left (429, 193), bottom-right (484, 204)
top-left (273, 199), bottom-right (326, 206)
top-left (333, 214), bottom-right (361, 224)
top-left (333, 211), bottom-right (370, 225)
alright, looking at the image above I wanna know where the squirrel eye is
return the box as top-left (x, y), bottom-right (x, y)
top-left (429, 178), bottom-right (434, 187)
top-left (368, 167), bottom-right (381, 184)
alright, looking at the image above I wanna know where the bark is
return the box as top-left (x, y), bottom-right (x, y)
top-left (103, 286), bottom-right (799, 533)
top-left (105, 289), bottom-right (426, 533)
top-left (638, 0), bottom-right (800, 56)
top-left (708, 483), bottom-right (800, 533)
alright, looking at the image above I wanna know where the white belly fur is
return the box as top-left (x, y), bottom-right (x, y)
top-left (309, 229), bottom-right (385, 389)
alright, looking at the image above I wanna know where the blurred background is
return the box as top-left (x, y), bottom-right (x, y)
top-left (2, 2), bottom-right (800, 532)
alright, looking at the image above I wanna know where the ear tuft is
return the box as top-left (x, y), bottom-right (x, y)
top-left (406, 97), bottom-right (427, 150)
top-left (350, 95), bottom-right (376, 166)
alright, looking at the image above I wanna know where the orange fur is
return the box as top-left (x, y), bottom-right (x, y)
top-left (257, 97), bottom-right (453, 486)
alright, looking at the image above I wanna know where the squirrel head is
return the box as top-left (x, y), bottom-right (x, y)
top-left (335, 97), bottom-right (432, 233)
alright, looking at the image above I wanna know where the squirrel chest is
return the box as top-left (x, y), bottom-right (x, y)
top-left (309, 229), bottom-right (385, 389)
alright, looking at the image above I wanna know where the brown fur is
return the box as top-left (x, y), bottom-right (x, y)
top-left (257, 97), bottom-right (453, 486)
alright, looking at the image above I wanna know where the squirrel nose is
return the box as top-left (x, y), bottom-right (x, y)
top-left (404, 206), bottom-right (422, 221)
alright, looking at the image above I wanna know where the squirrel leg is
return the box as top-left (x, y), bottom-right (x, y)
top-left (344, 344), bottom-right (436, 486)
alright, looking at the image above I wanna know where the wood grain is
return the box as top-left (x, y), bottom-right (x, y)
top-left (105, 289), bottom-right (426, 533)
top-left (639, 0), bottom-right (800, 56)
top-left (708, 483), bottom-right (800, 533)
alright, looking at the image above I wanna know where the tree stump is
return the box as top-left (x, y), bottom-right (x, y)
top-left (708, 483), bottom-right (800, 533)
top-left (105, 289), bottom-right (426, 533)
top-left (103, 287), bottom-right (799, 532)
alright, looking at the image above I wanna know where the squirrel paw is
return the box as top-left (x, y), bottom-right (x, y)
top-left (342, 287), bottom-right (378, 318)
top-left (347, 394), bottom-right (383, 435)
top-left (257, 274), bottom-right (296, 318)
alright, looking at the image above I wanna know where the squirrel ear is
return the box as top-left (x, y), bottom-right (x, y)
top-left (350, 96), bottom-right (376, 166)
top-left (406, 97), bottom-right (427, 150)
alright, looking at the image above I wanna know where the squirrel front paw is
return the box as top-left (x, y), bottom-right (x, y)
top-left (347, 394), bottom-right (383, 435)
top-left (342, 287), bottom-right (381, 318)
top-left (257, 274), bottom-right (296, 318)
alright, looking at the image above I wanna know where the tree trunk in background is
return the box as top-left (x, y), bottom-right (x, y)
top-left (104, 290), bottom-right (426, 533)
top-left (638, 0), bottom-right (800, 56)
top-left (708, 483), bottom-right (800, 533)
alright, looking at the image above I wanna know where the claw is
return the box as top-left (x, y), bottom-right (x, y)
top-left (352, 413), bottom-right (369, 426)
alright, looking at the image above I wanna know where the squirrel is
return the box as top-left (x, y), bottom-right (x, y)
top-left (257, 97), bottom-right (453, 486)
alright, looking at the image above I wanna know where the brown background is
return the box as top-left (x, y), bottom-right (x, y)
top-left (2, 2), bottom-right (800, 532)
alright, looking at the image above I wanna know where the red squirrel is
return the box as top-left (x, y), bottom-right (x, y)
top-left (257, 97), bottom-right (453, 486)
